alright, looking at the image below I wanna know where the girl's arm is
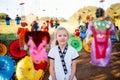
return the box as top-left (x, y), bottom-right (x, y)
top-left (49, 59), bottom-right (56, 80)
top-left (69, 60), bottom-right (77, 80)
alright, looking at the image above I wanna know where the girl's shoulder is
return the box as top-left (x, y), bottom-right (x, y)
top-left (68, 45), bottom-right (77, 51)
top-left (50, 46), bottom-right (58, 50)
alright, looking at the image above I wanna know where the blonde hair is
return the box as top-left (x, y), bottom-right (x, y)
top-left (51, 27), bottom-right (69, 46)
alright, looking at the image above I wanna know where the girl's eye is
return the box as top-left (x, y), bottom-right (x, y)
top-left (58, 34), bottom-right (67, 37)
top-left (58, 35), bottom-right (62, 37)
top-left (64, 34), bottom-right (67, 37)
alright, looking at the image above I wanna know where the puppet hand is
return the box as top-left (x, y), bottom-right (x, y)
top-left (24, 44), bottom-right (28, 50)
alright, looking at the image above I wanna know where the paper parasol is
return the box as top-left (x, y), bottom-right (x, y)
top-left (83, 37), bottom-right (92, 53)
top-left (0, 56), bottom-right (15, 80)
top-left (9, 39), bottom-right (27, 59)
top-left (68, 36), bottom-right (82, 52)
top-left (0, 43), bottom-right (7, 56)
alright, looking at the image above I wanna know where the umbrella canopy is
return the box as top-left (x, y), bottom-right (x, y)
top-left (68, 36), bottom-right (82, 52)
top-left (9, 39), bottom-right (27, 59)
top-left (0, 56), bottom-right (15, 80)
top-left (0, 43), bottom-right (7, 56)
top-left (83, 37), bottom-right (92, 53)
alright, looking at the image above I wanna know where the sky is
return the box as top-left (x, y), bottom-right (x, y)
top-left (0, 0), bottom-right (120, 20)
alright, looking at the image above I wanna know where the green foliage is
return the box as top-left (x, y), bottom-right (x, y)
top-left (0, 34), bottom-right (18, 40)
top-left (0, 13), bottom-right (7, 19)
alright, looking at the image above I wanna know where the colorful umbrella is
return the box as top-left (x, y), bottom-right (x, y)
top-left (0, 56), bottom-right (15, 80)
top-left (83, 37), bottom-right (92, 53)
top-left (68, 36), bottom-right (82, 52)
top-left (0, 43), bottom-right (7, 56)
top-left (9, 39), bottom-right (27, 59)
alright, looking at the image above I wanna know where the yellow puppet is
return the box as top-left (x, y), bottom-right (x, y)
top-left (16, 56), bottom-right (44, 80)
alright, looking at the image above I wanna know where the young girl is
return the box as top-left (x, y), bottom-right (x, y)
top-left (48, 27), bottom-right (79, 80)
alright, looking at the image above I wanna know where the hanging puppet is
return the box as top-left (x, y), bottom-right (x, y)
top-left (86, 8), bottom-right (117, 67)
top-left (25, 31), bottom-right (50, 70)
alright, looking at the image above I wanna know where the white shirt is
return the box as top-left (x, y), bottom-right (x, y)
top-left (48, 45), bottom-right (79, 80)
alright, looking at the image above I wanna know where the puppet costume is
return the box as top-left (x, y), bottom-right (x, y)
top-left (86, 19), bottom-right (116, 67)
top-left (25, 31), bottom-right (50, 70)
top-left (27, 37), bottom-right (48, 70)
top-left (17, 28), bottom-right (29, 48)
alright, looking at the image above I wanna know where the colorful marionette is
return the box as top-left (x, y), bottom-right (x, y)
top-left (28, 37), bottom-right (48, 64)
top-left (41, 22), bottom-right (49, 32)
top-left (75, 28), bottom-right (80, 39)
top-left (25, 31), bottom-right (50, 70)
top-left (31, 20), bottom-right (39, 32)
top-left (80, 30), bottom-right (86, 40)
top-left (5, 15), bottom-right (11, 25)
top-left (86, 8), bottom-right (116, 67)
top-left (15, 14), bottom-right (21, 25)
top-left (16, 56), bottom-right (44, 80)
top-left (54, 18), bottom-right (60, 29)
top-left (17, 22), bottom-right (29, 50)
top-left (46, 20), bottom-right (49, 27)
top-left (50, 18), bottom-right (54, 28)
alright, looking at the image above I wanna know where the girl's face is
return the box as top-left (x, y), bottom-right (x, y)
top-left (56, 30), bottom-right (68, 46)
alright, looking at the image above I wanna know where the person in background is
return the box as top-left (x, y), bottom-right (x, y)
top-left (86, 8), bottom-right (116, 67)
top-left (5, 15), bottom-right (11, 25)
top-left (48, 27), bottom-right (79, 80)
top-left (17, 22), bottom-right (29, 50)
top-left (15, 14), bottom-right (21, 25)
